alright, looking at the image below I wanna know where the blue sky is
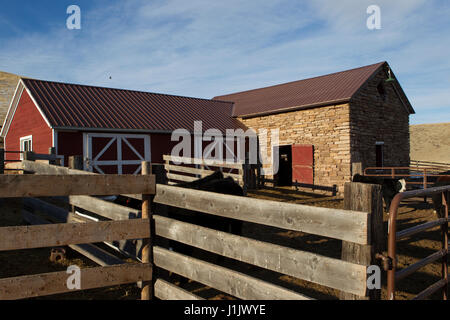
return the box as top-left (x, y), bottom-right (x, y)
top-left (0, 0), bottom-right (449, 124)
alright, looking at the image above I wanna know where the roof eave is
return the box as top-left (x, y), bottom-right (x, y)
top-left (235, 98), bottom-right (352, 119)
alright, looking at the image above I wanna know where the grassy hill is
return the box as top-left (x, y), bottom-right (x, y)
top-left (0, 71), bottom-right (21, 147)
top-left (410, 122), bottom-right (450, 164)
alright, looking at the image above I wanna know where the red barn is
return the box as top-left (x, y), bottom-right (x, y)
top-left (0, 79), bottom-right (246, 173)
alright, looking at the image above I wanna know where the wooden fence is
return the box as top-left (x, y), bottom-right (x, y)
top-left (5, 160), bottom-right (383, 300)
top-left (260, 175), bottom-right (338, 196)
top-left (163, 154), bottom-right (251, 191)
top-left (0, 167), bottom-right (155, 300)
top-left (0, 147), bottom-right (64, 172)
top-left (410, 160), bottom-right (450, 172)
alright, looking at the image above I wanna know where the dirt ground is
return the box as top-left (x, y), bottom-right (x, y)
top-left (0, 186), bottom-right (447, 300)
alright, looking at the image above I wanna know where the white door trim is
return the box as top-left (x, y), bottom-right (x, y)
top-left (83, 132), bottom-right (151, 174)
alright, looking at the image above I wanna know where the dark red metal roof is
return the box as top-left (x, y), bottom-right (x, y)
top-left (215, 62), bottom-right (387, 117)
top-left (22, 79), bottom-right (246, 132)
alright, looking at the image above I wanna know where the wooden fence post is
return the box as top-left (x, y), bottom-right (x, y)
top-left (332, 185), bottom-right (337, 197)
top-left (69, 155), bottom-right (83, 171)
top-left (340, 182), bottom-right (383, 300)
top-left (23, 151), bottom-right (35, 162)
top-left (68, 156), bottom-right (84, 216)
top-left (141, 161), bottom-right (154, 300)
top-left (352, 162), bottom-right (363, 176)
top-left (0, 148), bottom-right (4, 174)
top-left (242, 163), bottom-right (248, 196)
top-left (151, 163), bottom-right (168, 217)
top-left (48, 147), bottom-right (56, 165)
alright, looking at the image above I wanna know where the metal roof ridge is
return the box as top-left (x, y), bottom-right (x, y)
top-left (215, 61), bottom-right (386, 99)
top-left (21, 78), bottom-right (234, 107)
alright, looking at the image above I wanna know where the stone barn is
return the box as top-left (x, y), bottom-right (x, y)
top-left (215, 61), bottom-right (415, 192)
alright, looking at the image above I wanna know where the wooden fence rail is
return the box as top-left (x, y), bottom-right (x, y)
top-left (163, 154), bottom-right (249, 193)
top-left (154, 214), bottom-right (367, 296)
top-left (4, 159), bottom-right (379, 300)
top-left (154, 184), bottom-right (369, 244)
top-left (0, 174), bottom-right (155, 198)
top-left (153, 246), bottom-right (311, 300)
top-left (0, 263), bottom-right (152, 300)
top-left (0, 164), bottom-right (155, 300)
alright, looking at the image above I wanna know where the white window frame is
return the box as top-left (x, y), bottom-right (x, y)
top-left (19, 135), bottom-right (33, 160)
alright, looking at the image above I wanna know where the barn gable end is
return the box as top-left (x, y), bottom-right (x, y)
top-left (2, 85), bottom-right (53, 160)
top-left (218, 62), bottom-right (414, 194)
top-left (349, 64), bottom-right (412, 170)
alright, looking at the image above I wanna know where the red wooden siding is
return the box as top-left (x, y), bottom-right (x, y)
top-left (146, 133), bottom-right (177, 164)
top-left (292, 144), bottom-right (314, 184)
top-left (4, 90), bottom-right (52, 161)
top-left (56, 131), bottom-right (83, 167)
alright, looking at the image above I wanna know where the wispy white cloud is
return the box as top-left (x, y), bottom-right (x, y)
top-left (0, 0), bottom-right (448, 124)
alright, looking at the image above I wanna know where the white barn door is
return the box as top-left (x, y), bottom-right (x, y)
top-left (84, 133), bottom-right (151, 174)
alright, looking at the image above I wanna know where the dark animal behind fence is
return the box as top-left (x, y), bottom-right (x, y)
top-left (113, 171), bottom-right (244, 260)
top-left (172, 171), bottom-right (244, 234)
top-left (352, 174), bottom-right (406, 212)
top-left (432, 171), bottom-right (450, 218)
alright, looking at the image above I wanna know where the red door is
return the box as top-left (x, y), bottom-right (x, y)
top-left (292, 145), bottom-right (314, 184)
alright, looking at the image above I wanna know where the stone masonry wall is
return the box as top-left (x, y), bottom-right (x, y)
top-left (350, 66), bottom-right (411, 170)
top-left (240, 103), bottom-right (352, 193)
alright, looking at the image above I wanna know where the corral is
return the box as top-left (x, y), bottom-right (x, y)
top-left (0, 154), bottom-right (448, 300)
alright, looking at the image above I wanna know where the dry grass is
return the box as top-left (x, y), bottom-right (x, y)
top-left (410, 122), bottom-right (450, 163)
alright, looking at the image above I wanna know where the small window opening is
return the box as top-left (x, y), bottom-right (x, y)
top-left (377, 82), bottom-right (387, 102)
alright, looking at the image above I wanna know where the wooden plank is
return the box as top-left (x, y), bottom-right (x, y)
top-left (69, 243), bottom-right (125, 267)
top-left (165, 164), bottom-right (207, 176)
top-left (7, 160), bottom-right (93, 175)
top-left (163, 155), bottom-right (243, 170)
top-left (22, 210), bottom-right (124, 267)
top-left (23, 200), bottom-right (141, 261)
top-left (154, 215), bottom-right (367, 296)
top-left (154, 185), bottom-right (369, 244)
top-left (165, 164), bottom-right (242, 181)
top-left (153, 246), bottom-right (311, 300)
top-left (154, 279), bottom-right (204, 300)
top-left (6, 161), bottom-right (143, 200)
top-left (0, 174), bottom-right (155, 198)
top-left (0, 263), bottom-right (151, 300)
top-left (167, 173), bottom-right (198, 183)
top-left (340, 182), bottom-right (383, 300)
top-left (23, 198), bottom-right (81, 223)
top-left (352, 162), bottom-right (363, 176)
top-left (69, 155), bottom-right (84, 171)
top-left (0, 219), bottom-right (150, 251)
top-left (68, 195), bottom-right (140, 220)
